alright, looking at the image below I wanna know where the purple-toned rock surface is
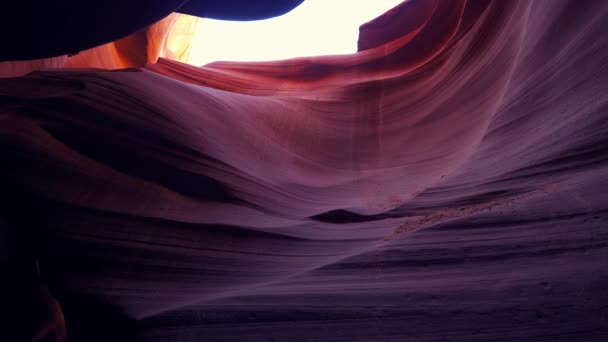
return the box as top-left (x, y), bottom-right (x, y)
top-left (1, 0), bottom-right (607, 341)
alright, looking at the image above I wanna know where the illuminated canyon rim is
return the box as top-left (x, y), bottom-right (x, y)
top-left (1, 0), bottom-right (607, 341)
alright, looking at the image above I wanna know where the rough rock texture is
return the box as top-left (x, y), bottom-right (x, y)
top-left (1, 0), bottom-right (607, 341)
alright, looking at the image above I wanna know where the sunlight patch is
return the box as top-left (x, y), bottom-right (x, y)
top-left (183, 0), bottom-right (403, 65)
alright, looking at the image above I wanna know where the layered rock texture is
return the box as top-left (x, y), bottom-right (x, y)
top-left (1, 0), bottom-right (607, 341)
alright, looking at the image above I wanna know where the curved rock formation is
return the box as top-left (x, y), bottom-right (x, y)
top-left (1, 0), bottom-right (607, 341)
top-left (1, 0), bottom-right (305, 61)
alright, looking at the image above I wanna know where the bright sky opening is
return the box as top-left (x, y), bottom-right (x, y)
top-left (187, 0), bottom-right (403, 65)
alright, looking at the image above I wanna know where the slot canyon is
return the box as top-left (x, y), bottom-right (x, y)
top-left (1, 0), bottom-right (607, 341)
